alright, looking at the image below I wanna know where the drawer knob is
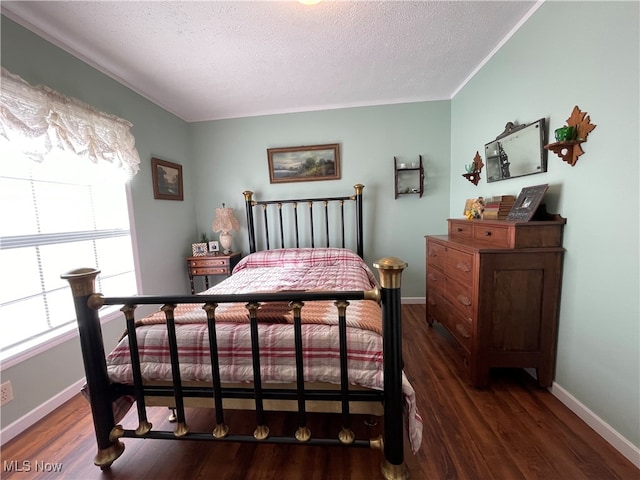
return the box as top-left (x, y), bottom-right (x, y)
top-left (456, 227), bottom-right (463, 232)
top-left (457, 295), bottom-right (471, 306)
top-left (456, 262), bottom-right (471, 273)
top-left (483, 231), bottom-right (492, 236)
top-left (456, 323), bottom-right (471, 338)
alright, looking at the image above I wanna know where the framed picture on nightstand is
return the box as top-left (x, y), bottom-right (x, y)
top-left (192, 242), bottom-right (208, 256)
top-left (208, 241), bottom-right (219, 253)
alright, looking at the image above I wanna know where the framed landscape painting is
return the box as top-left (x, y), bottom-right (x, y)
top-left (267, 144), bottom-right (340, 184)
top-left (152, 157), bottom-right (183, 201)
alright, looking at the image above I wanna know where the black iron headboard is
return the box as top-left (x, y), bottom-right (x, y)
top-left (243, 184), bottom-right (364, 258)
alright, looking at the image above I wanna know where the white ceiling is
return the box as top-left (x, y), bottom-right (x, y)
top-left (2, 1), bottom-right (540, 123)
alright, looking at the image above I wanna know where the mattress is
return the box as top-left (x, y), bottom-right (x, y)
top-left (104, 248), bottom-right (423, 452)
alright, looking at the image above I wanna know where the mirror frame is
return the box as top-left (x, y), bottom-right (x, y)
top-left (485, 118), bottom-right (547, 183)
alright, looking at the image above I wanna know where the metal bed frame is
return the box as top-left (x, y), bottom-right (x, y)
top-left (62, 184), bottom-right (409, 480)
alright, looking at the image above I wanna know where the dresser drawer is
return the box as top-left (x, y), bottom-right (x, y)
top-left (426, 240), bottom-right (446, 270)
top-left (426, 291), bottom-right (448, 325)
top-left (190, 258), bottom-right (229, 268)
top-left (444, 248), bottom-right (474, 286)
top-left (446, 277), bottom-right (474, 318)
top-left (426, 265), bottom-right (446, 296)
top-left (444, 308), bottom-right (473, 353)
top-left (472, 223), bottom-right (510, 247)
top-left (427, 291), bottom-right (472, 354)
top-left (448, 220), bottom-right (473, 238)
top-left (191, 267), bottom-right (228, 275)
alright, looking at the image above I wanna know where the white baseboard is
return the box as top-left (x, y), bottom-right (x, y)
top-left (0, 378), bottom-right (85, 444)
top-left (550, 382), bottom-right (640, 469)
top-left (401, 296), bottom-right (426, 304)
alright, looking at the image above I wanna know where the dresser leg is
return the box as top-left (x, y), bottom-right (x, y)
top-left (469, 362), bottom-right (490, 388)
top-left (536, 367), bottom-right (553, 388)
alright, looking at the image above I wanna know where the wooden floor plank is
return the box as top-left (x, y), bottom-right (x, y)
top-left (2, 304), bottom-right (638, 479)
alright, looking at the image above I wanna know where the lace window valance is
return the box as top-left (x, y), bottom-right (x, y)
top-left (0, 67), bottom-right (140, 176)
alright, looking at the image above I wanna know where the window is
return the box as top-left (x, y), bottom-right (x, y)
top-left (0, 67), bottom-right (141, 362)
top-left (0, 149), bottom-right (137, 357)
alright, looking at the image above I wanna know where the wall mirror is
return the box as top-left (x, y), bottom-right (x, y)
top-left (485, 118), bottom-right (547, 183)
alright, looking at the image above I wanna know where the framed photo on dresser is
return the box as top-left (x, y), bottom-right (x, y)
top-left (506, 184), bottom-right (549, 222)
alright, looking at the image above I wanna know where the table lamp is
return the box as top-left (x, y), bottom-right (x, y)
top-left (212, 203), bottom-right (240, 254)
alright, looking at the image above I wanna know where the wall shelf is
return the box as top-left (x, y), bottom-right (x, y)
top-left (544, 106), bottom-right (596, 166)
top-left (394, 155), bottom-right (424, 199)
top-left (462, 151), bottom-right (484, 185)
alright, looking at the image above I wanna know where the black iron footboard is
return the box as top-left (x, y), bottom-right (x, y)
top-left (61, 257), bottom-right (408, 480)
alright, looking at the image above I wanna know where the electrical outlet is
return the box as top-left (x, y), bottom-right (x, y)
top-left (1, 381), bottom-right (14, 406)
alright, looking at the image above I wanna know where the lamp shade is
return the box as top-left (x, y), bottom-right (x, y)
top-left (212, 204), bottom-right (240, 233)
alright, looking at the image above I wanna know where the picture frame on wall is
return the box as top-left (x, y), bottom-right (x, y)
top-left (267, 143), bottom-right (340, 184)
top-left (152, 157), bottom-right (184, 201)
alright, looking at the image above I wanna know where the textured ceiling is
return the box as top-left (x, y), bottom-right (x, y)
top-left (2, 1), bottom-right (540, 122)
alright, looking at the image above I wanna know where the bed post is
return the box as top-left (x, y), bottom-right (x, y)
top-left (373, 257), bottom-right (408, 480)
top-left (353, 184), bottom-right (364, 258)
top-left (60, 268), bottom-right (124, 469)
top-left (243, 190), bottom-right (257, 253)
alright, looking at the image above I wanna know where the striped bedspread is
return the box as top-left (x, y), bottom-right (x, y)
top-left (104, 248), bottom-right (423, 452)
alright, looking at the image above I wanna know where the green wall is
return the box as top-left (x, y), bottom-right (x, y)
top-left (189, 103), bottom-right (451, 292)
top-left (450, 1), bottom-right (639, 447)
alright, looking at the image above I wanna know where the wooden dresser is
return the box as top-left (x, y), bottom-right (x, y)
top-left (425, 217), bottom-right (566, 387)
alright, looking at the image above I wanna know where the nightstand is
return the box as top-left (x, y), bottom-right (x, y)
top-left (186, 252), bottom-right (241, 294)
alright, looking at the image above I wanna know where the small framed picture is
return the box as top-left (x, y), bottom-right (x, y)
top-left (208, 241), bottom-right (220, 253)
top-left (506, 184), bottom-right (549, 222)
top-left (192, 243), bottom-right (208, 256)
top-left (151, 157), bottom-right (184, 201)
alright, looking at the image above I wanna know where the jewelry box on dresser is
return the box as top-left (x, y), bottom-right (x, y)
top-left (425, 215), bottom-right (566, 387)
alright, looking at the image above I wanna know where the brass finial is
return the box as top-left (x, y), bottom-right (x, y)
top-left (135, 421), bottom-right (152, 436)
top-left (373, 257), bottom-right (407, 289)
top-left (213, 424), bottom-right (229, 438)
top-left (174, 422), bottom-right (190, 437)
top-left (60, 268), bottom-right (100, 297)
top-left (338, 428), bottom-right (355, 444)
top-left (380, 459), bottom-right (409, 480)
top-left (295, 426), bottom-right (311, 442)
top-left (254, 425), bottom-right (269, 440)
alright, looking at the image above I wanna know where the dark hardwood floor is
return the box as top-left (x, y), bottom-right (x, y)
top-left (2, 304), bottom-right (638, 479)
